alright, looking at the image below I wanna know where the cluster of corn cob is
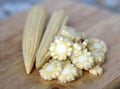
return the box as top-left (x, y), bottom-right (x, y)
top-left (22, 5), bottom-right (107, 83)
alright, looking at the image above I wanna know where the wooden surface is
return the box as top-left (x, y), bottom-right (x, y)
top-left (0, 0), bottom-right (120, 89)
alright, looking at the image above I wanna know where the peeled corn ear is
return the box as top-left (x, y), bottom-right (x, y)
top-left (22, 6), bottom-right (47, 74)
top-left (36, 10), bottom-right (68, 69)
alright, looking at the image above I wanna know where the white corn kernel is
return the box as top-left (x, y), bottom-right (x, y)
top-left (81, 39), bottom-right (89, 49)
top-left (71, 43), bottom-right (82, 57)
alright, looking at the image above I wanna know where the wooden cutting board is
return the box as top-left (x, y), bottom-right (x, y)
top-left (0, 0), bottom-right (120, 89)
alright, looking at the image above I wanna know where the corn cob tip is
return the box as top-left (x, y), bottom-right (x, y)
top-left (24, 60), bottom-right (33, 74)
top-left (26, 67), bottom-right (31, 74)
top-left (36, 52), bottom-right (51, 69)
top-left (36, 62), bottom-right (39, 69)
top-left (36, 59), bottom-right (42, 69)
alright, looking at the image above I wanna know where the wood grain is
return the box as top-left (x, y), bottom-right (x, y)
top-left (0, 0), bottom-right (120, 89)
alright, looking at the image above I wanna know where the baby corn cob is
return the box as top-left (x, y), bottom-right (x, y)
top-left (58, 62), bottom-right (78, 83)
top-left (71, 49), bottom-right (94, 70)
top-left (36, 10), bottom-right (68, 69)
top-left (60, 26), bottom-right (88, 42)
top-left (39, 60), bottom-right (62, 80)
top-left (49, 36), bottom-right (73, 61)
top-left (87, 38), bottom-right (107, 53)
top-left (22, 6), bottom-right (47, 74)
top-left (89, 65), bottom-right (103, 76)
top-left (91, 51), bottom-right (105, 65)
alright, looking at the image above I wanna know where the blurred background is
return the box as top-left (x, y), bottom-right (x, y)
top-left (0, 0), bottom-right (120, 19)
